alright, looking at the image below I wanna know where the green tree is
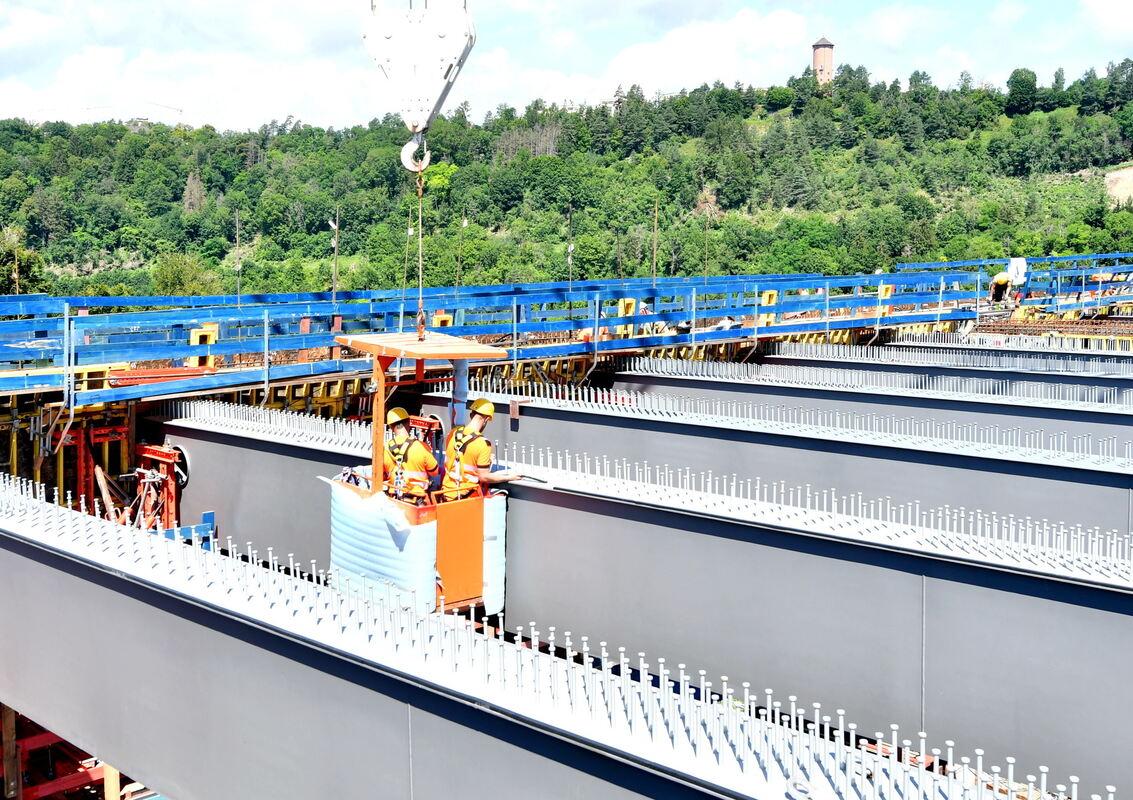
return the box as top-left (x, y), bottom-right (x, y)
top-left (152, 252), bottom-right (222, 295)
top-left (1005, 69), bottom-right (1038, 116)
top-left (765, 87), bottom-right (795, 112)
top-left (0, 225), bottom-right (43, 294)
top-left (1116, 102), bottom-right (1133, 143)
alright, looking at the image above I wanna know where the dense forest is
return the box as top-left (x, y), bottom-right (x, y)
top-left (1, 59), bottom-right (1133, 297)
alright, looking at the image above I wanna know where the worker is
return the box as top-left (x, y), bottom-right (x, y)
top-left (1090, 273), bottom-right (1114, 297)
top-left (440, 398), bottom-right (522, 501)
top-left (989, 272), bottom-right (1013, 306)
top-left (578, 312), bottom-right (610, 344)
top-left (383, 408), bottom-right (439, 504)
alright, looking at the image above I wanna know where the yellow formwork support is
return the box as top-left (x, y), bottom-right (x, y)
top-left (56, 445), bottom-right (64, 502)
top-left (877, 284), bottom-right (894, 317)
top-left (616, 298), bottom-right (637, 337)
top-left (33, 430), bottom-right (41, 484)
top-left (759, 290), bottom-right (778, 328)
top-left (189, 323), bottom-right (220, 369)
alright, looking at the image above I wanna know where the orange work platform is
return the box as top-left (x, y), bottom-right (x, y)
top-left (384, 493), bottom-right (487, 611)
top-left (329, 332), bottom-right (507, 614)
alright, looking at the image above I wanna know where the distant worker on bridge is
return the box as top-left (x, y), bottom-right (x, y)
top-left (440, 398), bottom-right (522, 501)
top-left (989, 271), bottom-right (1013, 306)
top-left (383, 408), bottom-right (439, 505)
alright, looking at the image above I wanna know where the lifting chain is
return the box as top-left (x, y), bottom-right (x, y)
top-left (416, 162), bottom-right (427, 341)
top-left (403, 134), bottom-right (430, 342)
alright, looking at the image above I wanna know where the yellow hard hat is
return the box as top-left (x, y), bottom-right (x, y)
top-left (469, 398), bottom-right (495, 419)
top-left (386, 407), bottom-right (410, 426)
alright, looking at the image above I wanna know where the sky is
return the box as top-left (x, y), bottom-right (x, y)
top-left (0, 0), bottom-right (1130, 132)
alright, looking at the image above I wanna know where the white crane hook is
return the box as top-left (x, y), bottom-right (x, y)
top-left (401, 135), bottom-right (432, 173)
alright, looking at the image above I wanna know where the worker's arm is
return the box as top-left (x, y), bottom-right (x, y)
top-left (475, 465), bottom-right (522, 484)
top-left (470, 441), bottom-right (521, 483)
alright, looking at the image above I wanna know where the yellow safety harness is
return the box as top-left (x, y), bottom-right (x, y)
top-left (387, 437), bottom-right (429, 498)
top-left (445, 427), bottom-right (485, 500)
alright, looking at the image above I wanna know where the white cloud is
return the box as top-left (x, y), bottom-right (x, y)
top-left (853, 4), bottom-right (944, 50)
top-left (489, 0), bottom-right (735, 27)
top-left (0, 0), bottom-right (392, 129)
top-left (456, 6), bottom-right (814, 115)
top-left (546, 28), bottom-right (583, 54)
top-left (1079, 0), bottom-right (1133, 41)
top-left (0, 6), bottom-right (63, 50)
top-left (605, 8), bottom-right (810, 92)
top-left (934, 46), bottom-right (976, 84)
top-left (0, 3), bottom-right (820, 129)
top-left (1, 0), bottom-right (1115, 133)
top-left (989, 0), bottom-right (1027, 27)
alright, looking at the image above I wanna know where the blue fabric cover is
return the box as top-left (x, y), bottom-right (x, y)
top-left (328, 478), bottom-right (438, 613)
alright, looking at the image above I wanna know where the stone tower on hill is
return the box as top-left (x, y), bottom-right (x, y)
top-left (813, 37), bottom-right (834, 85)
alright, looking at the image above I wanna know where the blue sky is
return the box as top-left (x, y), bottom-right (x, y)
top-left (0, 0), bottom-right (1129, 131)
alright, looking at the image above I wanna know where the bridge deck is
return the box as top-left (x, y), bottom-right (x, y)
top-left (0, 473), bottom-right (1059, 800)
top-left (147, 401), bottom-right (1132, 793)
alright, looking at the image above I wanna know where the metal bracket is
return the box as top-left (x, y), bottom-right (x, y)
top-left (363, 0), bottom-right (476, 135)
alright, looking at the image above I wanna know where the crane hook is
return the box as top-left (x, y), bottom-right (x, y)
top-left (401, 133), bottom-right (431, 174)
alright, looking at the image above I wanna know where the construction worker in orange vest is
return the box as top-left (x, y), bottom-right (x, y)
top-left (383, 408), bottom-right (439, 505)
top-left (440, 398), bottom-right (522, 502)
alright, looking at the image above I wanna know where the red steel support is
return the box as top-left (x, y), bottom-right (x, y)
top-left (136, 445), bottom-right (181, 531)
top-left (14, 734), bottom-right (59, 753)
top-left (21, 766), bottom-right (104, 800)
top-left (74, 427), bottom-right (90, 510)
top-left (330, 315), bottom-right (343, 360)
top-left (2, 712), bottom-right (117, 800)
top-left (53, 425), bottom-right (128, 511)
top-left (298, 317), bottom-right (312, 363)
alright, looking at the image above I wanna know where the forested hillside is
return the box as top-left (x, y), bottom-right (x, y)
top-left (1, 60), bottom-right (1133, 297)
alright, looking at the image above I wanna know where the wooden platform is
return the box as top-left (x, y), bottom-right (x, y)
top-left (334, 332), bottom-right (508, 361)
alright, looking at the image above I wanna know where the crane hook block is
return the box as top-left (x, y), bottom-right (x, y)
top-left (363, 0), bottom-right (477, 135)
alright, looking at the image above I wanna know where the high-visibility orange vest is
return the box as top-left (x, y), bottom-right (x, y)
top-left (384, 437), bottom-right (435, 499)
top-left (440, 427), bottom-right (488, 501)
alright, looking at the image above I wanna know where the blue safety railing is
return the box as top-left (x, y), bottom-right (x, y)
top-left (0, 271), bottom-right (984, 406)
top-left (895, 258), bottom-right (1010, 272)
top-left (1019, 253), bottom-right (1133, 312)
top-left (898, 252), bottom-right (1133, 315)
